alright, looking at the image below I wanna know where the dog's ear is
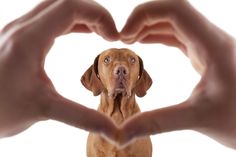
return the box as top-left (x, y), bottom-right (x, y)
top-left (81, 55), bottom-right (104, 96)
top-left (134, 56), bottom-right (152, 97)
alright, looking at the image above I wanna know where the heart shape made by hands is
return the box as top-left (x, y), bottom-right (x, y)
top-left (1, 0), bottom-right (235, 153)
top-left (46, 2), bottom-right (205, 147)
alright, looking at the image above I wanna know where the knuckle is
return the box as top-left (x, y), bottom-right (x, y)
top-left (131, 4), bottom-right (151, 24)
top-left (95, 9), bottom-right (106, 21)
top-left (0, 25), bottom-right (10, 35)
top-left (60, 0), bottom-right (76, 10)
top-left (133, 4), bottom-right (147, 16)
top-left (138, 0), bottom-right (179, 21)
top-left (1, 26), bottom-right (34, 61)
top-left (5, 30), bottom-right (27, 54)
top-left (37, 86), bottom-right (56, 120)
top-left (0, 21), bottom-right (17, 36)
top-left (96, 11), bottom-right (111, 27)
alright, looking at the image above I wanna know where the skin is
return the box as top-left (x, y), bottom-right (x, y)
top-left (0, 0), bottom-right (119, 140)
top-left (118, 0), bottom-right (236, 149)
top-left (1, 0), bottom-right (236, 151)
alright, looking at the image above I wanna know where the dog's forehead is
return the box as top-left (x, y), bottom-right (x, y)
top-left (100, 48), bottom-right (137, 59)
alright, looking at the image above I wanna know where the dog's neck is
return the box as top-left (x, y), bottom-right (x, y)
top-left (98, 92), bottom-right (140, 125)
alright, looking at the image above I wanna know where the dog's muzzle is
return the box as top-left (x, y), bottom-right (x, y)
top-left (109, 65), bottom-right (131, 98)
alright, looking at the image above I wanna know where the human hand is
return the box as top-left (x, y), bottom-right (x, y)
top-left (0, 0), bottom-right (119, 140)
top-left (119, 0), bottom-right (236, 149)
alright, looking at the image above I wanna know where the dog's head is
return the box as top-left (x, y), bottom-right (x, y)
top-left (81, 48), bottom-right (152, 98)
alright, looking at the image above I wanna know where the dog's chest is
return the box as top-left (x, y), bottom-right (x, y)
top-left (88, 134), bottom-right (152, 157)
top-left (99, 96), bottom-right (139, 125)
top-left (88, 101), bottom-right (152, 157)
top-left (111, 103), bottom-right (124, 125)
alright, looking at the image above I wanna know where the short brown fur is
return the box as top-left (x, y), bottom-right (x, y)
top-left (81, 48), bottom-right (152, 157)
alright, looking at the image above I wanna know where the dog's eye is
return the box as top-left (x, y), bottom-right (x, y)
top-left (104, 56), bottom-right (111, 64)
top-left (129, 57), bottom-right (136, 64)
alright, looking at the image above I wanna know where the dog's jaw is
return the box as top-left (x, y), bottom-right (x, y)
top-left (107, 78), bottom-right (132, 99)
top-left (100, 91), bottom-right (136, 125)
top-left (108, 88), bottom-right (132, 99)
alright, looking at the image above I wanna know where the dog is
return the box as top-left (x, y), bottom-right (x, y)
top-left (81, 48), bottom-right (152, 157)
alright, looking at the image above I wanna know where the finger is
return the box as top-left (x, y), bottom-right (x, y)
top-left (140, 34), bottom-right (187, 53)
top-left (17, 0), bottom-right (119, 48)
top-left (121, 0), bottom-right (233, 70)
top-left (126, 21), bottom-right (186, 51)
top-left (119, 101), bottom-right (198, 145)
top-left (1, 0), bottom-right (56, 33)
top-left (74, 0), bottom-right (119, 41)
top-left (70, 24), bottom-right (92, 33)
top-left (122, 21), bottom-right (182, 46)
top-left (121, 22), bottom-right (174, 44)
top-left (91, 7), bottom-right (119, 41)
top-left (121, 0), bottom-right (171, 41)
top-left (66, 1), bottom-right (119, 40)
top-left (120, 6), bottom-right (149, 42)
top-left (136, 22), bottom-right (175, 42)
top-left (1, 20), bottom-right (20, 34)
top-left (42, 92), bottom-right (117, 140)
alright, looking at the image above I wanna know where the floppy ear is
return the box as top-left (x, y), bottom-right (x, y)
top-left (134, 56), bottom-right (152, 97)
top-left (81, 55), bottom-right (104, 96)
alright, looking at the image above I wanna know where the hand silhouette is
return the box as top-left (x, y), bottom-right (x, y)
top-left (119, 0), bottom-right (236, 149)
top-left (0, 0), bottom-right (119, 141)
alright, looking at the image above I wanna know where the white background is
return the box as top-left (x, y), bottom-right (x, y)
top-left (0, 0), bottom-right (236, 156)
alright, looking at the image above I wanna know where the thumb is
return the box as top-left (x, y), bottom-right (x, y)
top-left (118, 101), bottom-right (198, 146)
top-left (41, 91), bottom-right (117, 139)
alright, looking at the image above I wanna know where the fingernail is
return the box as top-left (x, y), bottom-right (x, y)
top-left (121, 38), bottom-right (136, 44)
top-left (110, 33), bottom-right (120, 41)
top-left (103, 33), bottom-right (120, 42)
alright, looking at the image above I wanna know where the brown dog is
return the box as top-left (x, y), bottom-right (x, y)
top-left (81, 48), bottom-right (152, 157)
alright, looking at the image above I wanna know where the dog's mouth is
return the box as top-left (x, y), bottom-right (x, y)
top-left (108, 79), bottom-right (131, 99)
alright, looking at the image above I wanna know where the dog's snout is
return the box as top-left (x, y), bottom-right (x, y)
top-left (114, 66), bottom-right (128, 77)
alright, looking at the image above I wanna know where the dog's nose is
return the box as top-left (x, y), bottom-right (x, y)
top-left (114, 66), bottom-right (128, 77)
